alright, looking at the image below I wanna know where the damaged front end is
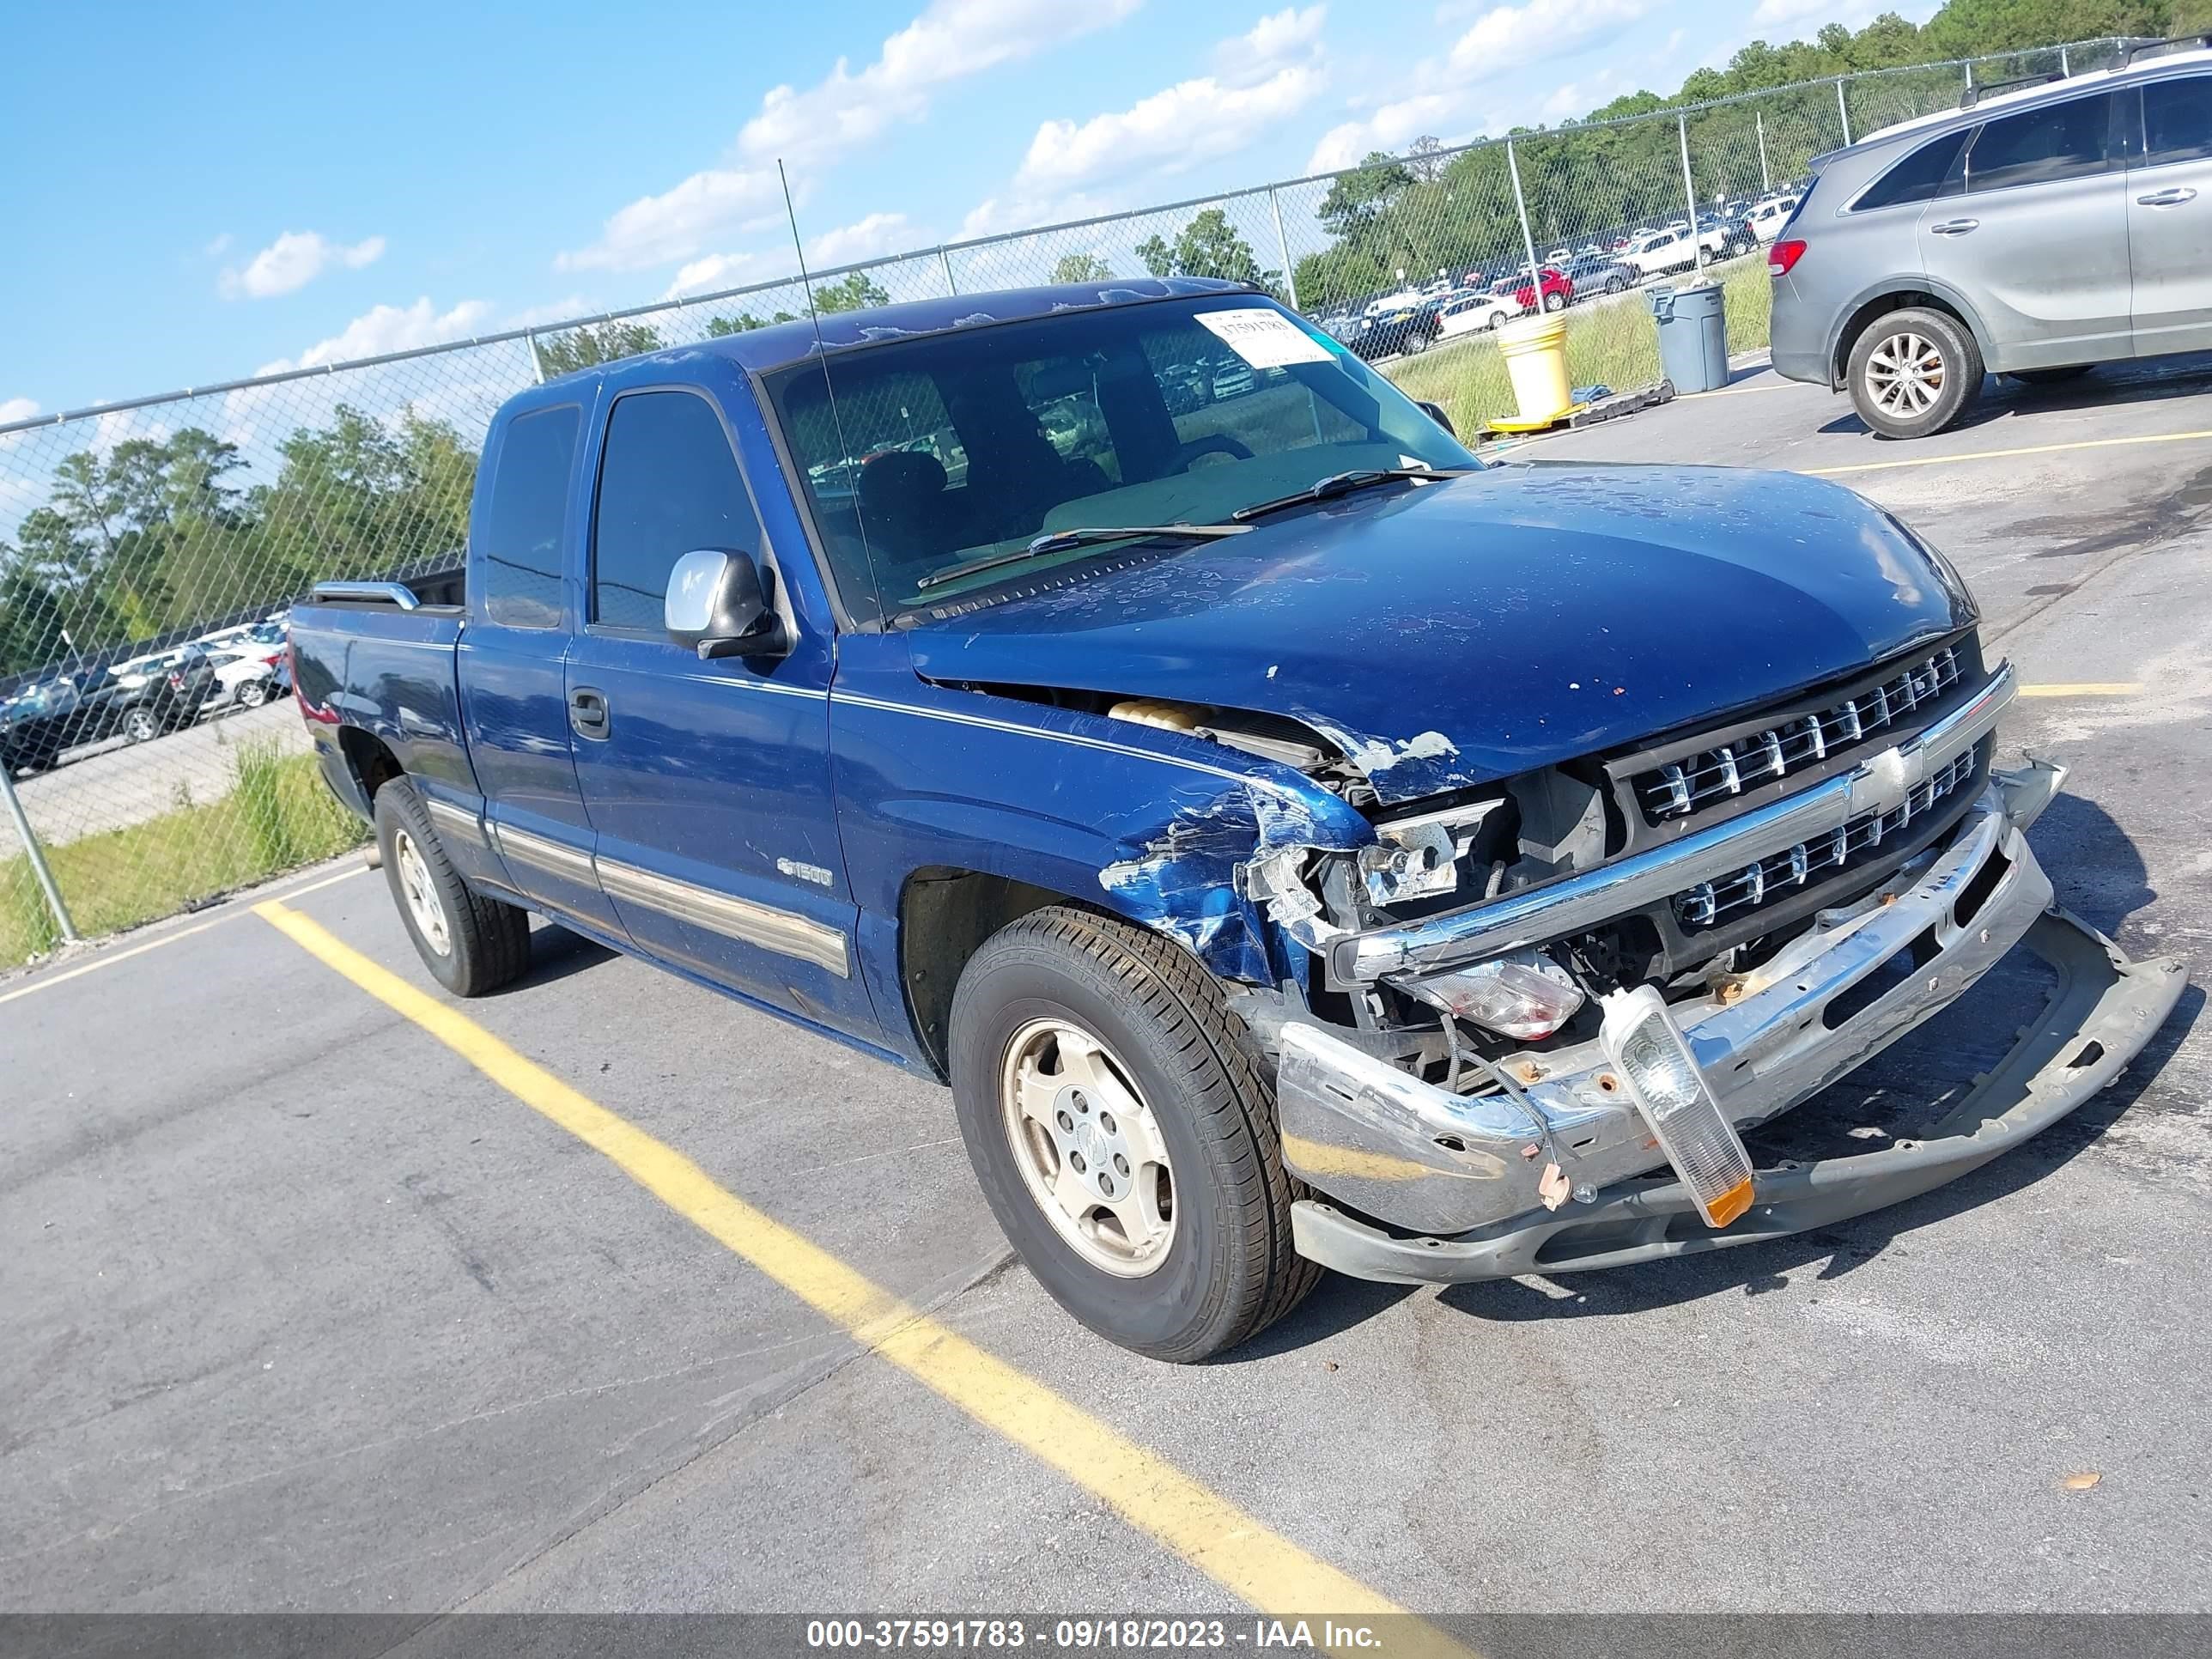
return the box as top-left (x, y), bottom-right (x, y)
top-left (1090, 653), bottom-right (2185, 1283)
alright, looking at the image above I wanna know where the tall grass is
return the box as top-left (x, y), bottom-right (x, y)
top-left (0, 747), bottom-right (368, 969)
top-left (1384, 255), bottom-right (1773, 437)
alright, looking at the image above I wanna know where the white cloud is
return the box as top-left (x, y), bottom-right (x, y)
top-left (663, 252), bottom-right (769, 301)
top-left (739, 0), bottom-right (1145, 167)
top-left (203, 232), bottom-right (234, 258)
top-left (559, 167), bottom-right (787, 274)
top-left (1307, 0), bottom-right (1654, 171)
top-left (810, 211), bottom-right (916, 266)
top-left (562, 0), bottom-right (1142, 274)
top-left (219, 230), bottom-right (386, 300)
top-left (1013, 8), bottom-right (1327, 195)
top-left (0, 397), bottom-right (39, 425)
top-left (256, 297), bottom-right (497, 374)
top-left (503, 295), bottom-right (597, 329)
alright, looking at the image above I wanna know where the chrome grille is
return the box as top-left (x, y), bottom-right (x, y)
top-left (1674, 747), bottom-right (1978, 929)
top-left (1638, 646), bottom-right (1963, 823)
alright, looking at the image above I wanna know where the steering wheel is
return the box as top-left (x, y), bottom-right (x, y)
top-left (1172, 434), bottom-right (1253, 472)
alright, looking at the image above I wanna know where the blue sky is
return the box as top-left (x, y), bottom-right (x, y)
top-left (0, 0), bottom-right (1937, 421)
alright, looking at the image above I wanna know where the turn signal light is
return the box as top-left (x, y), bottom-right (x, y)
top-left (1598, 987), bottom-right (1756, 1229)
top-left (1769, 239), bottom-right (1808, 276)
top-left (1404, 949), bottom-right (1584, 1041)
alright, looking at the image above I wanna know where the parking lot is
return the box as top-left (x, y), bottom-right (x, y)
top-left (7, 356), bottom-right (2210, 1638)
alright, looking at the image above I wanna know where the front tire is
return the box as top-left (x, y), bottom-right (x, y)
top-left (237, 679), bottom-right (272, 708)
top-left (1543, 290), bottom-right (1566, 313)
top-left (120, 708), bottom-right (158, 744)
top-left (948, 907), bottom-right (1317, 1362)
top-left (373, 777), bottom-right (531, 997)
top-left (1847, 306), bottom-right (1984, 439)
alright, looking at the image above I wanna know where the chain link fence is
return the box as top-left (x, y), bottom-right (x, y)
top-left (0, 34), bottom-right (2148, 965)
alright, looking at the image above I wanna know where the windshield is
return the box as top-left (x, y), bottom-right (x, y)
top-left (763, 295), bottom-right (1478, 617)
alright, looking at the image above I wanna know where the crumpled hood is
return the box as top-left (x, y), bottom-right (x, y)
top-left (902, 464), bottom-right (1974, 804)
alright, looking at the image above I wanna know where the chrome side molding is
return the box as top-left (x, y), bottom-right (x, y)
top-left (595, 857), bottom-right (849, 978)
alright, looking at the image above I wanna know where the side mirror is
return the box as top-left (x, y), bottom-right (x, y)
top-left (1416, 399), bottom-right (1456, 438)
top-left (665, 548), bottom-right (788, 661)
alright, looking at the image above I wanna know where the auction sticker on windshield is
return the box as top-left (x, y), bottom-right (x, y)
top-left (1195, 307), bottom-right (1334, 368)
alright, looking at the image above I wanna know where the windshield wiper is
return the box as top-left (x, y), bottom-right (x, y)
top-left (1230, 466), bottom-right (1478, 523)
top-left (914, 523), bottom-right (1250, 592)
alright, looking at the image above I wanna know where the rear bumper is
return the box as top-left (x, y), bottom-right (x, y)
top-left (1279, 773), bottom-right (2187, 1283)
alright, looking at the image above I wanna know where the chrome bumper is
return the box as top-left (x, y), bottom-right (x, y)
top-left (1278, 769), bottom-right (2186, 1276)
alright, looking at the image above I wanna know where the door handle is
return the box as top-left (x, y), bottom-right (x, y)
top-left (1928, 218), bottom-right (1979, 236)
top-left (568, 686), bottom-right (611, 740)
top-left (2136, 185), bottom-right (2198, 207)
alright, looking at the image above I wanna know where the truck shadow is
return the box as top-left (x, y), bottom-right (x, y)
top-left (1817, 351), bottom-right (2212, 440)
top-left (485, 920), bottom-right (619, 995)
top-left (1302, 790), bottom-right (2197, 1337)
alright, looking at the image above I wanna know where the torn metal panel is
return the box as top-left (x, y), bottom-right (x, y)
top-left (1097, 777), bottom-right (1369, 981)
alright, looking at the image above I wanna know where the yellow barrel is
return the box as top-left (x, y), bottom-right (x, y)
top-left (1496, 312), bottom-right (1571, 424)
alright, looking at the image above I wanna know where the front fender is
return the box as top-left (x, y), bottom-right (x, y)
top-left (830, 665), bottom-right (1372, 985)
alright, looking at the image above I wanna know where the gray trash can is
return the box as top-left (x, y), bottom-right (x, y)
top-left (1648, 283), bottom-right (1729, 394)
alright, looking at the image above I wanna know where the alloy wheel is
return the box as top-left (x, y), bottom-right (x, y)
top-left (999, 1018), bottom-right (1175, 1278)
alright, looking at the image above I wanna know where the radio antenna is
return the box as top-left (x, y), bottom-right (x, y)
top-left (778, 159), bottom-right (879, 606)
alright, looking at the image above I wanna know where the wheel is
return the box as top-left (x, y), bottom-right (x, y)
top-left (2008, 365), bottom-right (2094, 386)
top-left (1847, 306), bottom-right (1984, 439)
top-left (373, 777), bottom-right (532, 996)
top-left (948, 907), bottom-right (1319, 1362)
top-left (1606, 275), bottom-right (1627, 294)
top-left (1400, 329), bottom-right (1430, 355)
top-left (237, 679), bottom-right (272, 708)
top-left (1486, 308), bottom-right (1511, 331)
top-left (1543, 290), bottom-right (1566, 313)
top-left (120, 708), bottom-right (158, 744)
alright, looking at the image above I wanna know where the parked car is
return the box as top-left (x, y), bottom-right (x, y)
top-left (0, 674), bottom-right (103, 775)
top-left (110, 644), bottom-right (220, 742)
top-left (1437, 289), bottom-right (1518, 337)
top-left (1770, 36), bottom-right (2212, 437)
top-left (1516, 266), bottom-right (1576, 313)
top-left (1622, 226), bottom-right (1699, 278)
top-left (1349, 295), bottom-right (1443, 358)
top-left (1745, 194), bottom-right (1799, 242)
top-left (1695, 212), bottom-right (1755, 258)
top-left (1562, 254), bottom-right (1638, 295)
top-left (291, 278), bottom-right (2182, 1363)
top-left (208, 643), bottom-right (289, 708)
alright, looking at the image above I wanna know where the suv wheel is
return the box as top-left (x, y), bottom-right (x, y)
top-left (237, 679), bottom-right (273, 708)
top-left (1847, 306), bottom-right (1984, 440)
top-left (120, 708), bottom-right (159, 744)
top-left (948, 907), bottom-right (1318, 1362)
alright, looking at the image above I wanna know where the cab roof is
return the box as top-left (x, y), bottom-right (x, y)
top-left (542, 276), bottom-right (1255, 387)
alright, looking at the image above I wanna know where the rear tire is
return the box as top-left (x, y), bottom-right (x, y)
top-left (120, 708), bottom-right (158, 744)
top-left (1543, 291), bottom-right (1566, 313)
top-left (237, 680), bottom-right (272, 708)
top-left (1847, 306), bottom-right (1984, 440)
top-left (948, 907), bottom-right (1319, 1363)
top-left (373, 777), bottom-right (531, 997)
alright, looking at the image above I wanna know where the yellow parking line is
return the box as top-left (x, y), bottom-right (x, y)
top-left (1805, 428), bottom-right (2212, 477)
top-left (2019, 682), bottom-right (2144, 697)
top-left (253, 899), bottom-right (1472, 1652)
top-left (0, 862), bottom-right (365, 1009)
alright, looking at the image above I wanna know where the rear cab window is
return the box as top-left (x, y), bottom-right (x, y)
top-left (479, 405), bottom-right (581, 629)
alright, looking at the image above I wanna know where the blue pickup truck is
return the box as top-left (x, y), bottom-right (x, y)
top-left (290, 277), bottom-right (2183, 1361)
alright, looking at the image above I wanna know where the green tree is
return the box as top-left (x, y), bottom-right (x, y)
top-left (703, 310), bottom-right (800, 335)
top-left (533, 321), bottom-right (665, 376)
top-left (1051, 252), bottom-right (1114, 283)
top-left (810, 270), bottom-right (891, 313)
top-left (1134, 233), bottom-right (1175, 277)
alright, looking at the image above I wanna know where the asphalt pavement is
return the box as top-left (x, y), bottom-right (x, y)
top-left (5, 357), bottom-right (2209, 1637)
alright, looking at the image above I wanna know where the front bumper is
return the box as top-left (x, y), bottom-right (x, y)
top-left (1278, 774), bottom-right (2186, 1284)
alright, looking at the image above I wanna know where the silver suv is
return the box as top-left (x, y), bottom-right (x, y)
top-left (1771, 40), bottom-right (2212, 438)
